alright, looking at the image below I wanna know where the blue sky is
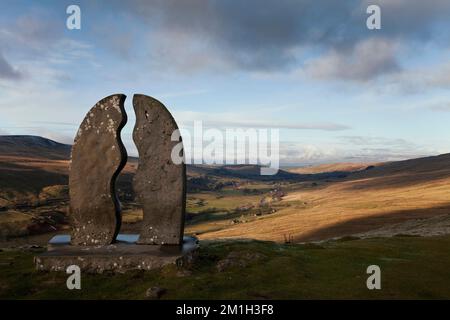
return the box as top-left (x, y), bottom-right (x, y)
top-left (1, 0), bottom-right (450, 165)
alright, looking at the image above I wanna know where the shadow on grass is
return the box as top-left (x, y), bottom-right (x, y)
top-left (340, 153), bottom-right (450, 192)
top-left (294, 203), bottom-right (450, 242)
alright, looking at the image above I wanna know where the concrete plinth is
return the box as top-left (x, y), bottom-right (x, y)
top-left (34, 234), bottom-right (199, 273)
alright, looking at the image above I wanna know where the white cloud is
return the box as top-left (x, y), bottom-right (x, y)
top-left (384, 60), bottom-right (450, 92)
top-left (304, 38), bottom-right (400, 81)
top-left (278, 135), bottom-right (441, 165)
top-left (175, 111), bottom-right (350, 131)
top-left (428, 102), bottom-right (450, 112)
top-left (0, 52), bottom-right (23, 80)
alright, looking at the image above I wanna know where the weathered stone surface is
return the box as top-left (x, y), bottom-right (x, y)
top-left (69, 94), bottom-right (127, 246)
top-left (132, 94), bottom-right (186, 245)
top-left (34, 235), bottom-right (199, 273)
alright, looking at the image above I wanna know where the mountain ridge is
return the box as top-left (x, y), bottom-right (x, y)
top-left (0, 135), bottom-right (71, 160)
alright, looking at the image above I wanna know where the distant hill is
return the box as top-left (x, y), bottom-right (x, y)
top-left (0, 135), bottom-right (71, 160)
top-left (285, 162), bottom-right (381, 174)
top-left (201, 152), bottom-right (450, 242)
top-left (4, 134), bottom-right (446, 222)
top-left (0, 135), bottom-right (301, 179)
top-left (0, 135), bottom-right (339, 208)
top-left (0, 136), bottom-right (71, 208)
top-left (2, 135), bottom-right (450, 243)
top-left (187, 164), bottom-right (303, 182)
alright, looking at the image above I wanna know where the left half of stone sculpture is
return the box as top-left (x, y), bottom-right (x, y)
top-left (69, 94), bottom-right (128, 246)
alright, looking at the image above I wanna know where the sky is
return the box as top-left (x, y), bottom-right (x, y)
top-left (1, 0), bottom-right (450, 165)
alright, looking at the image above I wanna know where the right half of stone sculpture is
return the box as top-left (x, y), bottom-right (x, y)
top-left (132, 94), bottom-right (186, 245)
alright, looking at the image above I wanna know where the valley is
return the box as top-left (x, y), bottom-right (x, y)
top-left (2, 135), bottom-right (450, 299)
top-left (1, 135), bottom-right (450, 246)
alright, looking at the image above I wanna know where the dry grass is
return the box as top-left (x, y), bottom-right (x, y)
top-left (3, 136), bottom-right (450, 245)
top-left (285, 162), bottom-right (380, 174)
top-left (0, 211), bottom-right (33, 238)
top-left (199, 154), bottom-right (450, 243)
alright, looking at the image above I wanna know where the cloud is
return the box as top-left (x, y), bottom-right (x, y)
top-left (202, 120), bottom-right (349, 131)
top-left (1, 11), bottom-right (63, 51)
top-left (174, 111), bottom-right (350, 131)
top-left (112, 0), bottom-right (363, 71)
top-left (3, 0), bottom-right (449, 83)
top-left (26, 128), bottom-right (74, 145)
top-left (361, 0), bottom-right (450, 41)
top-left (280, 143), bottom-right (340, 165)
top-left (426, 101), bottom-right (450, 112)
top-left (385, 60), bottom-right (450, 92)
top-left (336, 135), bottom-right (435, 161)
top-left (428, 102), bottom-right (450, 112)
top-left (338, 136), bottom-right (416, 148)
top-left (28, 121), bottom-right (78, 127)
top-left (0, 9), bottom-right (94, 83)
top-left (104, 0), bottom-right (450, 79)
top-left (0, 53), bottom-right (22, 80)
top-left (146, 28), bottom-right (231, 73)
top-left (279, 136), bottom-right (438, 165)
top-left (304, 38), bottom-right (400, 81)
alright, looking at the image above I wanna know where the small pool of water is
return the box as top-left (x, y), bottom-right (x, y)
top-left (49, 234), bottom-right (140, 245)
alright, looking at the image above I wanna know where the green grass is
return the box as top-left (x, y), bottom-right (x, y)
top-left (187, 192), bottom-right (261, 214)
top-left (1, 235), bottom-right (450, 299)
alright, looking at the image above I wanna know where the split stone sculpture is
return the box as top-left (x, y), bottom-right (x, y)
top-left (69, 94), bottom-right (127, 246)
top-left (132, 94), bottom-right (186, 245)
top-left (36, 93), bottom-right (194, 273)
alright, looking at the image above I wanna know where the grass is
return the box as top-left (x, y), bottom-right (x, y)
top-left (187, 191), bottom-right (262, 213)
top-left (1, 234), bottom-right (450, 299)
top-left (2, 151), bottom-right (450, 299)
top-left (0, 211), bottom-right (33, 238)
top-left (200, 155), bottom-right (450, 242)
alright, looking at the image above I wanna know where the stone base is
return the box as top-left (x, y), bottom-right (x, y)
top-left (34, 234), bottom-right (199, 273)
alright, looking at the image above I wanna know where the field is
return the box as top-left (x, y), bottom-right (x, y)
top-left (1, 136), bottom-right (450, 299)
top-left (2, 136), bottom-right (450, 244)
top-left (2, 235), bottom-right (450, 299)
top-left (196, 155), bottom-right (450, 242)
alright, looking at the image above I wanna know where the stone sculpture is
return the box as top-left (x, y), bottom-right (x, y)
top-left (132, 94), bottom-right (186, 245)
top-left (69, 94), bottom-right (127, 246)
top-left (36, 93), bottom-right (195, 273)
